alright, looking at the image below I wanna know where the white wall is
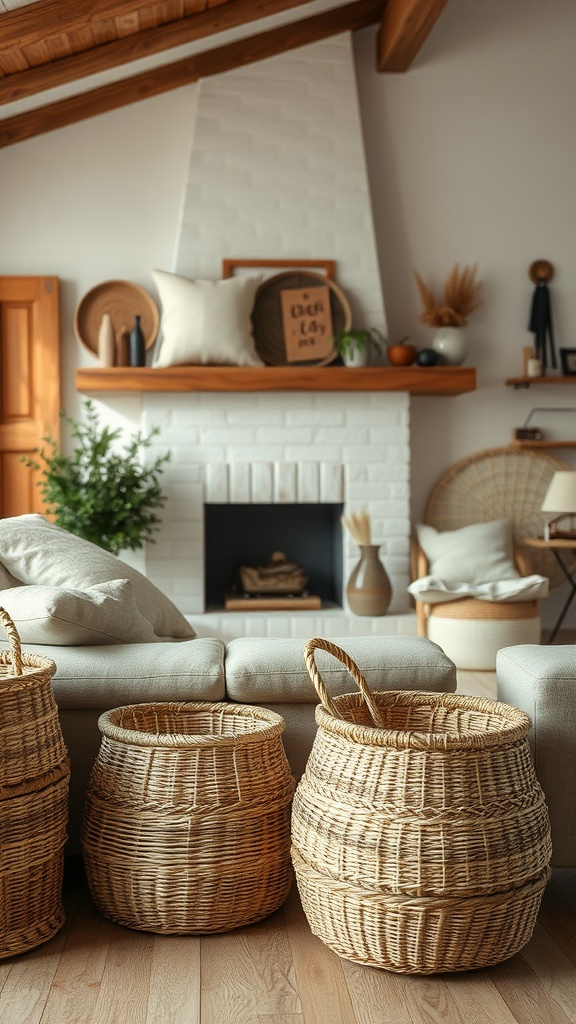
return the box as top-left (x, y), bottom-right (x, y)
top-left (0, 85), bottom-right (197, 429)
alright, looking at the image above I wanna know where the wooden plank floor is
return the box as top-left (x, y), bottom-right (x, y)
top-left (0, 670), bottom-right (574, 1024)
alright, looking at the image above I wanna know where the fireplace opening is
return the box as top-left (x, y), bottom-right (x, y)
top-left (204, 503), bottom-right (344, 610)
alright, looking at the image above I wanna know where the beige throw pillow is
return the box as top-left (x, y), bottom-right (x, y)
top-left (0, 580), bottom-right (160, 645)
top-left (0, 515), bottom-right (195, 641)
top-left (416, 519), bottom-right (520, 585)
top-left (152, 270), bottom-right (264, 368)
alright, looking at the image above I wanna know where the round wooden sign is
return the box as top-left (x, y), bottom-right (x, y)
top-left (251, 271), bottom-right (352, 366)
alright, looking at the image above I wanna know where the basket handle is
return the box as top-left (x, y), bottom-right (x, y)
top-left (304, 637), bottom-right (385, 728)
top-left (0, 607), bottom-right (22, 676)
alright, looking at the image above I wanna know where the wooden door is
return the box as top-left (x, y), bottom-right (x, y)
top-left (0, 276), bottom-right (60, 518)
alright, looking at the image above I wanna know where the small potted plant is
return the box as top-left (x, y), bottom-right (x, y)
top-left (333, 327), bottom-right (386, 367)
top-left (23, 400), bottom-right (170, 556)
top-left (386, 336), bottom-right (416, 366)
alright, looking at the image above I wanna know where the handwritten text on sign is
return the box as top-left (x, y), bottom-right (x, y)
top-left (280, 286), bottom-right (334, 363)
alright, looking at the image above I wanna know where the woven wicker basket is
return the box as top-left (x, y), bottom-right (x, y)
top-left (0, 608), bottom-right (69, 958)
top-left (291, 638), bottom-right (552, 974)
top-left (82, 701), bottom-right (295, 934)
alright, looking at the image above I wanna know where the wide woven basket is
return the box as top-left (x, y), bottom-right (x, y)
top-left (291, 638), bottom-right (552, 974)
top-left (0, 608), bottom-right (69, 958)
top-left (82, 701), bottom-right (295, 934)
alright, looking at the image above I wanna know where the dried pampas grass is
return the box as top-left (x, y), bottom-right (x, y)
top-left (415, 263), bottom-right (483, 328)
top-left (341, 510), bottom-right (372, 546)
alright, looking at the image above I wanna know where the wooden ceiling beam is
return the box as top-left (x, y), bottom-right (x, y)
top-left (0, 0), bottom-right (172, 50)
top-left (377, 0), bottom-right (449, 72)
top-left (0, 0), bottom-right (384, 148)
top-left (0, 0), bottom-right (317, 105)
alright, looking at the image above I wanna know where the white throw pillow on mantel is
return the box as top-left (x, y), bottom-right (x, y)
top-left (152, 269), bottom-right (264, 368)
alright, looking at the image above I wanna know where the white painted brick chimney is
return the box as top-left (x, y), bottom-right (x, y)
top-left (142, 34), bottom-right (415, 641)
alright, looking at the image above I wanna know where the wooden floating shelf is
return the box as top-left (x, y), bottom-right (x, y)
top-left (506, 375), bottom-right (576, 388)
top-left (76, 365), bottom-right (476, 396)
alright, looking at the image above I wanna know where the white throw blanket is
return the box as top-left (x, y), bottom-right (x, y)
top-left (408, 573), bottom-right (550, 604)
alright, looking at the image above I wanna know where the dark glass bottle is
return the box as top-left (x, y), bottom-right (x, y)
top-left (129, 314), bottom-right (146, 367)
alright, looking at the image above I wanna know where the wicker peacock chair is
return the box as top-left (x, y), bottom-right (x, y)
top-left (412, 446), bottom-right (572, 669)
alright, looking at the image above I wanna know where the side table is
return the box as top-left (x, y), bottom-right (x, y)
top-left (524, 537), bottom-right (576, 643)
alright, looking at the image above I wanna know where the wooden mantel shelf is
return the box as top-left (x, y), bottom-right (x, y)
top-left (75, 365), bottom-right (476, 396)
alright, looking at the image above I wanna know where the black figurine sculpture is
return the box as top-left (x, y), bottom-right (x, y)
top-left (528, 259), bottom-right (557, 374)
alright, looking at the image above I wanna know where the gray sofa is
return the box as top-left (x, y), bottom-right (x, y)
top-left (497, 644), bottom-right (576, 868)
top-left (0, 514), bottom-right (458, 852)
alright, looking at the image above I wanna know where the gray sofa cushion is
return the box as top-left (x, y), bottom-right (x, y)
top-left (0, 514), bottom-right (195, 641)
top-left (225, 635), bottom-right (457, 703)
top-left (1, 638), bottom-right (226, 709)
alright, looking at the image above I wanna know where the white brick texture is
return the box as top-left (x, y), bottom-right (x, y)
top-left (174, 34), bottom-right (387, 334)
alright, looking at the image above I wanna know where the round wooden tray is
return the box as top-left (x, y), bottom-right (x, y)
top-left (74, 280), bottom-right (160, 357)
top-left (251, 271), bottom-right (352, 366)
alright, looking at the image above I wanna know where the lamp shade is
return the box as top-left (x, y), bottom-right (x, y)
top-left (541, 471), bottom-right (576, 513)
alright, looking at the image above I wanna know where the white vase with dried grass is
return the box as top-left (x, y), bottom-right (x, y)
top-left (414, 263), bottom-right (483, 366)
top-left (430, 325), bottom-right (467, 366)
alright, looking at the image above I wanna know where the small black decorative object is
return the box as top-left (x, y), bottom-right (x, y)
top-left (559, 348), bottom-right (576, 376)
top-left (129, 314), bottom-right (146, 367)
top-left (415, 348), bottom-right (440, 367)
top-left (528, 260), bottom-right (557, 375)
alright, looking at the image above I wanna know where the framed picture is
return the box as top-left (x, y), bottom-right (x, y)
top-left (560, 348), bottom-right (576, 375)
top-left (222, 258), bottom-right (336, 280)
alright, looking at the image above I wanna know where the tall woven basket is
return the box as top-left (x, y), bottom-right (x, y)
top-left (291, 638), bottom-right (552, 974)
top-left (0, 608), bottom-right (69, 958)
top-left (82, 701), bottom-right (295, 933)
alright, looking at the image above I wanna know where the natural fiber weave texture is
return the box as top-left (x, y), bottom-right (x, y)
top-left (424, 446), bottom-right (571, 588)
top-left (0, 608), bottom-right (69, 958)
top-left (82, 701), bottom-right (295, 934)
top-left (291, 638), bottom-right (552, 973)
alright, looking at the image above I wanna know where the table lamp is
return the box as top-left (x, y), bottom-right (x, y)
top-left (541, 471), bottom-right (576, 539)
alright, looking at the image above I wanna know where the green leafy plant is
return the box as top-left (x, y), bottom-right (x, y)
top-left (333, 327), bottom-right (387, 361)
top-left (23, 400), bottom-right (170, 555)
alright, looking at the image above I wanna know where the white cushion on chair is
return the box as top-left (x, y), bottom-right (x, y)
top-left (411, 519), bottom-right (548, 603)
top-left (416, 520), bottom-right (519, 583)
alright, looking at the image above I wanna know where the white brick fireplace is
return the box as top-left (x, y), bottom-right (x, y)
top-left (142, 389), bottom-right (413, 640)
top-left (131, 33), bottom-right (416, 640)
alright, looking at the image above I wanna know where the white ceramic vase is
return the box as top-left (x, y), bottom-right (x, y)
top-left (431, 326), bottom-right (467, 366)
top-left (342, 347), bottom-right (369, 367)
top-left (97, 313), bottom-right (116, 367)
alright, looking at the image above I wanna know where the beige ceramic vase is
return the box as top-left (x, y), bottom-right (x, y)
top-left (347, 545), bottom-right (392, 616)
